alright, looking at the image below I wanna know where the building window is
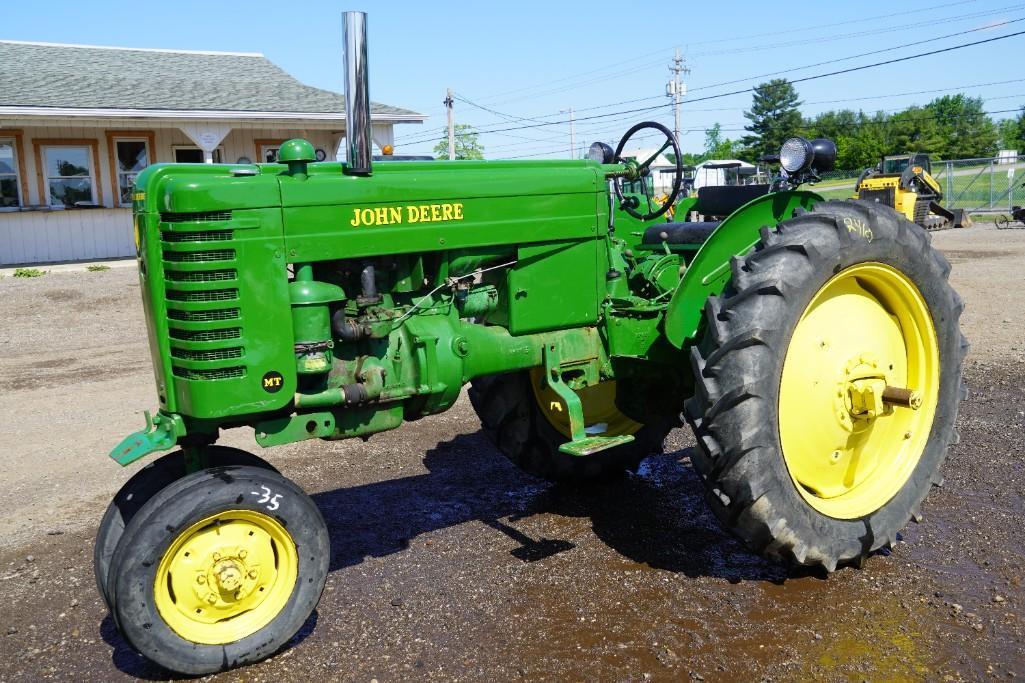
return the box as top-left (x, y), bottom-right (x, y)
top-left (173, 147), bottom-right (222, 163)
top-left (113, 138), bottom-right (150, 206)
top-left (42, 145), bottom-right (97, 208)
top-left (0, 139), bottom-right (20, 209)
top-left (260, 144), bottom-right (281, 163)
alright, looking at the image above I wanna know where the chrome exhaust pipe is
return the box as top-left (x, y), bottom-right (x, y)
top-left (343, 11), bottom-right (372, 176)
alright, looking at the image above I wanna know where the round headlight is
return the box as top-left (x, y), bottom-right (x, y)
top-left (587, 141), bottom-right (615, 164)
top-left (779, 137), bottom-right (813, 174)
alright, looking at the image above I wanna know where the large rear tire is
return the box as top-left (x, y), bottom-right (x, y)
top-left (684, 200), bottom-right (967, 571)
top-left (469, 371), bottom-right (674, 482)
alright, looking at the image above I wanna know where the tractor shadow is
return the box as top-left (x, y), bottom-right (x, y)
top-left (311, 429), bottom-right (814, 584)
top-left (104, 430), bottom-right (809, 678)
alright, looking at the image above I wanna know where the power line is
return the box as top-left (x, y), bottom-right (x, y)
top-left (469, 0), bottom-right (983, 104)
top-left (396, 27), bottom-right (1025, 148)
top-left (396, 18), bottom-right (1024, 146)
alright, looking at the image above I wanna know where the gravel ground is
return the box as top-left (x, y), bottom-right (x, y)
top-left (0, 223), bottom-right (1023, 681)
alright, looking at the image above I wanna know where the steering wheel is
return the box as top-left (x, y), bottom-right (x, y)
top-left (613, 121), bottom-right (684, 221)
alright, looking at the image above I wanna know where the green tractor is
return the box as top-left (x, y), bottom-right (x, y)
top-left (96, 13), bottom-right (966, 675)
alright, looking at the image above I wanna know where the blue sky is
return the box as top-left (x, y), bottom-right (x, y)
top-left (4, 0), bottom-right (1024, 158)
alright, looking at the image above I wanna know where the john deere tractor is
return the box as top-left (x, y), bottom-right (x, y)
top-left (95, 13), bottom-right (967, 675)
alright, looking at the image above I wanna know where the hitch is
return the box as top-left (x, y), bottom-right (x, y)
top-left (108, 410), bottom-right (186, 466)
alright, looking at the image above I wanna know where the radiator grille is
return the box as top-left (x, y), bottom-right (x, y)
top-left (166, 288), bottom-right (238, 302)
top-left (164, 249), bottom-right (235, 263)
top-left (161, 211), bottom-right (232, 223)
top-left (172, 366), bottom-right (246, 380)
top-left (167, 308), bottom-right (240, 322)
top-left (168, 327), bottom-right (241, 342)
top-left (165, 269), bottom-right (237, 283)
top-left (161, 230), bottom-right (234, 243)
top-left (160, 213), bottom-right (247, 384)
top-left (171, 347), bottom-right (244, 362)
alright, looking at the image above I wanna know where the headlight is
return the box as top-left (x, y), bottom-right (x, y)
top-left (587, 141), bottom-right (615, 164)
top-left (778, 136), bottom-right (837, 174)
top-left (779, 137), bottom-right (813, 173)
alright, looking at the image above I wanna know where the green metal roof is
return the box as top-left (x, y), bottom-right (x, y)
top-left (0, 40), bottom-right (422, 117)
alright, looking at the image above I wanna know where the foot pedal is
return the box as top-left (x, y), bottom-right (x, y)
top-left (559, 434), bottom-right (635, 456)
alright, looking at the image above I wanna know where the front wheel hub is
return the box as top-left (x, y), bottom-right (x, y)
top-left (155, 510), bottom-right (298, 645)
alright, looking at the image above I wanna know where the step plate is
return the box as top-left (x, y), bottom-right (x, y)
top-left (558, 434), bottom-right (636, 457)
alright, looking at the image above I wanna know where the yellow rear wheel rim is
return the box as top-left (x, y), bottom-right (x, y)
top-left (154, 510), bottom-right (298, 645)
top-left (529, 368), bottom-right (642, 439)
top-left (778, 262), bottom-right (939, 519)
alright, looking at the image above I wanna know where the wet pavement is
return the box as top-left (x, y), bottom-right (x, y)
top-left (1, 361), bottom-right (1022, 682)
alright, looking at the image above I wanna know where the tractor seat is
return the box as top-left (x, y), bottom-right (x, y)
top-left (641, 221), bottom-right (720, 247)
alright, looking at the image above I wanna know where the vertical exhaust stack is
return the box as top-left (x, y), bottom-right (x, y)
top-left (343, 11), bottom-right (373, 176)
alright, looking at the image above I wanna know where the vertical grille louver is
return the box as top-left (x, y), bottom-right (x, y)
top-left (161, 220), bottom-right (245, 382)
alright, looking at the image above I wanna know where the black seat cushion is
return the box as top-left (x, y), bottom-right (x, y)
top-left (641, 221), bottom-right (721, 246)
top-left (696, 183), bottom-right (769, 217)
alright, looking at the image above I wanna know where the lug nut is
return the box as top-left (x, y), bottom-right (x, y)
top-left (248, 570), bottom-right (258, 579)
top-left (238, 549), bottom-right (247, 560)
top-left (197, 575), bottom-right (206, 584)
top-left (207, 594), bottom-right (217, 605)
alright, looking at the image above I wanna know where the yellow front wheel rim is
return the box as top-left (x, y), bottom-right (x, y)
top-left (778, 262), bottom-right (939, 519)
top-left (529, 369), bottom-right (642, 439)
top-left (154, 510), bottom-right (298, 645)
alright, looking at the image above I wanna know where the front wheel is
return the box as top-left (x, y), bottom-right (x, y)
top-left (105, 465), bottom-right (329, 675)
top-left (685, 200), bottom-right (967, 571)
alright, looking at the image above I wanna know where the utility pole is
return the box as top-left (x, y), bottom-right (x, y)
top-left (561, 107), bottom-right (576, 159)
top-left (666, 49), bottom-right (689, 142)
top-left (444, 88), bottom-right (455, 160)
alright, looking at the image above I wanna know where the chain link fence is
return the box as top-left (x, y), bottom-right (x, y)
top-left (812, 155), bottom-right (1025, 214)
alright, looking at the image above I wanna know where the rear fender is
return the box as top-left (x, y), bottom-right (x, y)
top-left (662, 190), bottom-right (821, 348)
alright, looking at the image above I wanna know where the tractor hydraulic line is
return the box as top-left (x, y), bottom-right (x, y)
top-left (295, 364), bottom-right (386, 409)
top-left (332, 309), bottom-right (371, 343)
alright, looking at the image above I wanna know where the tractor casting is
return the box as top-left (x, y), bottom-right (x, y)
top-left (95, 12), bottom-right (967, 675)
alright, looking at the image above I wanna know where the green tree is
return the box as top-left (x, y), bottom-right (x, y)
top-left (703, 123), bottom-right (738, 159)
top-left (998, 106), bottom-right (1025, 153)
top-left (925, 94), bottom-right (997, 159)
top-left (884, 106), bottom-right (944, 158)
top-left (432, 124), bottom-right (485, 160)
top-left (741, 79), bottom-right (803, 160)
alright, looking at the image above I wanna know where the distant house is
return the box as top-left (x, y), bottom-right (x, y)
top-left (0, 40), bottom-right (425, 265)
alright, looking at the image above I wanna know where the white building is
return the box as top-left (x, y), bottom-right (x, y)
top-left (692, 159), bottom-right (758, 190)
top-left (0, 40), bottom-right (425, 265)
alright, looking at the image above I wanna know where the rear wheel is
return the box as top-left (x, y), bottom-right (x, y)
top-left (469, 370), bottom-right (673, 481)
top-left (685, 200), bottom-right (966, 571)
top-left (105, 465), bottom-right (329, 675)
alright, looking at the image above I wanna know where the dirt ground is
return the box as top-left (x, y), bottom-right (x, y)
top-left (0, 223), bottom-right (1023, 682)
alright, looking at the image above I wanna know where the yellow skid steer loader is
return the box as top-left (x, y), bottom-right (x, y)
top-left (853, 153), bottom-right (970, 230)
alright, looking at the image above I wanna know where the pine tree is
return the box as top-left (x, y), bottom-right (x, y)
top-left (741, 79), bottom-right (803, 160)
